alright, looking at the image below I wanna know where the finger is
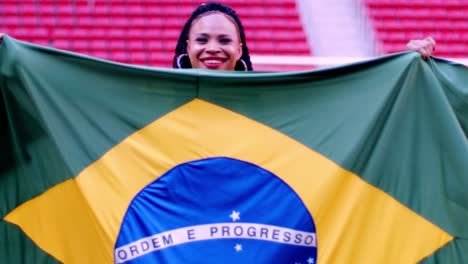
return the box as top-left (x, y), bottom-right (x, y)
top-left (425, 36), bottom-right (436, 46)
top-left (425, 37), bottom-right (436, 53)
top-left (423, 44), bottom-right (430, 55)
top-left (428, 45), bottom-right (434, 55)
top-left (406, 40), bottom-right (418, 50)
top-left (425, 47), bottom-right (432, 58)
top-left (419, 48), bottom-right (428, 60)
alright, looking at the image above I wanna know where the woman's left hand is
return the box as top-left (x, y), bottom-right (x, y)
top-left (406, 36), bottom-right (436, 60)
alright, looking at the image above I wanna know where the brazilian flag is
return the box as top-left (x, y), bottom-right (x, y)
top-left (1, 35), bottom-right (467, 264)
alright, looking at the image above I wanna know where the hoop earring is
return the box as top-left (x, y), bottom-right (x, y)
top-left (239, 59), bottom-right (248, 71)
top-left (177, 54), bottom-right (189, 69)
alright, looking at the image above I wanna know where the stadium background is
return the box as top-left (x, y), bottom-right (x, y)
top-left (1, 0), bottom-right (467, 71)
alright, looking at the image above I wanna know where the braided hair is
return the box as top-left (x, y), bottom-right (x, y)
top-left (172, 2), bottom-right (253, 71)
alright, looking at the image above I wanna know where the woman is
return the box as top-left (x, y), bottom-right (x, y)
top-left (173, 2), bottom-right (436, 71)
top-left (173, 2), bottom-right (253, 71)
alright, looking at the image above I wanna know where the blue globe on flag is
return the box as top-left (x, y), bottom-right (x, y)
top-left (115, 157), bottom-right (317, 263)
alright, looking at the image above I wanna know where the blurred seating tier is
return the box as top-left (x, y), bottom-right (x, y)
top-left (1, 0), bottom-right (311, 68)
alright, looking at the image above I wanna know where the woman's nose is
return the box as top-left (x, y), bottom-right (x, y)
top-left (206, 41), bottom-right (220, 53)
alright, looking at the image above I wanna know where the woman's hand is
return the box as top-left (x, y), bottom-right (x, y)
top-left (406, 36), bottom-right (436, 60)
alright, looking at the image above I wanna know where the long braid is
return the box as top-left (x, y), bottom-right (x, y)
top-left (172, 2), bottom-right (253, 71)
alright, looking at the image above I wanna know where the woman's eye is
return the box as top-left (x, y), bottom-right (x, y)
top-left (220, 38), bottom-right (232, 44)
top-left (196, 38), bottom-right (207, 43)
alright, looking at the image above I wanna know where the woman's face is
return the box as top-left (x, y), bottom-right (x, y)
top-left (187, 13), bottom-right (243, 71)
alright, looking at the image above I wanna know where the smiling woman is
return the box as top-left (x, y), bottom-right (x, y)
top-left (173, 2), bottom-right (253, 71)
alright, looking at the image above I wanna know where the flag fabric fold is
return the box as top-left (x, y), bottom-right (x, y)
top-left (1, 36), bottom-right (467, 263)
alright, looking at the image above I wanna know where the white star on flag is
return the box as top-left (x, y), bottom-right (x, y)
top-left (235, 244), bottom-right (242, 252)
top-left (230, 210), bottom-right (240, 221)
top-left (307, 257), bottom-right (314, 264)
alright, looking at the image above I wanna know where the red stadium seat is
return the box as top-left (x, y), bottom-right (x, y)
top-left (110, 52), bottom-right (129, 64)
top-left (109, 40), bottom-right (126, 52)
top-left (130, 52), bottom-right (149, 65)
top-left (3, 17), bottom-right (20, 27)
top-left (128, 18), bottom-right (147, 29)
top-left (88, 51), bottom-right (110, 61)
top-left (94, 17), bottom-right (113, 28)
top-left (128, 40), bottom-right (146, 52)
top-left (70, 40), bottom-right (89, 53)
top-left (53, 39), bottom-right (71, 50)
top-left (108, 29), bottom-right (126, 40)
top-left (36, 5), bottom-right (55, 16)
top-left (40, 17), bottom-right (57, 28)
top-left (90, 40), bottom-right (108, 51)
top-left (2, 4), bottom-right (18, 15)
